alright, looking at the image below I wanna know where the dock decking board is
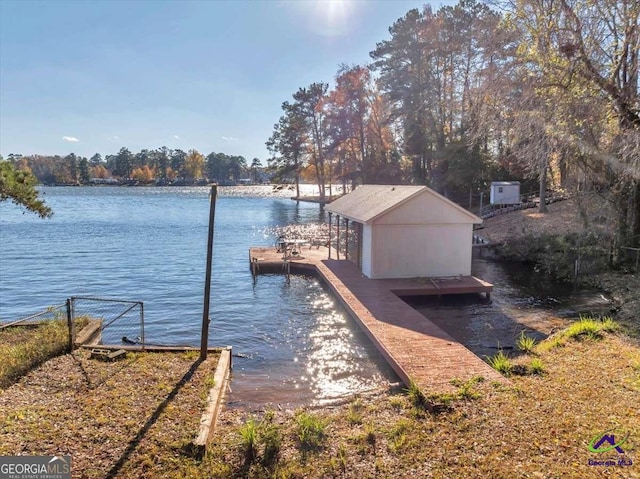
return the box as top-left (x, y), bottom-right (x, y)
top-left (249, 246), bottom-right (508, 392)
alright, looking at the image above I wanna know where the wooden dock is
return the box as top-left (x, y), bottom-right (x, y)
top-left (248, 246), bottom-right (506, 392)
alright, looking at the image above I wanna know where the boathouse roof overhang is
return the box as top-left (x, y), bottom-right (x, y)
top-left (325, 185), bottom-right (482, 225)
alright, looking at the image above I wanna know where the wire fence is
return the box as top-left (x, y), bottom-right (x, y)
top-left (0, 303), bottom-right (68, 330)
top-left (70, 296), bottom-right (144, 347)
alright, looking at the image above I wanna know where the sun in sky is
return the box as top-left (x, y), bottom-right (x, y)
top-left (288, 0), bottom-right (360, 37)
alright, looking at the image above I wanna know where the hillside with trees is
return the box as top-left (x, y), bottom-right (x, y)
top-left (266, 0), bottom-right (639, 256)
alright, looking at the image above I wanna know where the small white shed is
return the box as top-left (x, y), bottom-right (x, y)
top-left (326, 185), bottom-right (482, 279)
top-left (490, 181), bottom-right (520, 205)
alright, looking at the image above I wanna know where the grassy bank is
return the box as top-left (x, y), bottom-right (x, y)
top-left (479, 193), bottom-right (639, 337)
top-left (0, 322), bottom-right (637, 477)
top-left (0, 349), bottom-right (220, 478)
top-left (0, 317), bottom-right (87, 388)
top-left (186, 323), bottom-right (639, 479)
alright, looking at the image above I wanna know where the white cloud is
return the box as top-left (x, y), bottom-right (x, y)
top-left (173, 135), bottom-right (180, 139)
top-left (62, 136), bottom-right (79, 142)
top-left (221, 136), bottom-right (235, 141)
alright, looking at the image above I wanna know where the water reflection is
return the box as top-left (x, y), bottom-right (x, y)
top-left (404, 258), bottom-right (612, 359)
top-left (228, 275), bottom-right (397, 410)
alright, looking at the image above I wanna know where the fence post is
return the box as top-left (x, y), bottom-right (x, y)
top-left (66, 298), bottom-right (74, 353)
top-left (140, 302), bottom-right (145, 351)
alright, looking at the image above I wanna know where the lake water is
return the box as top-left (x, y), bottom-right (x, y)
top-left (0, 186), bottom-right (611, 409)
top-left (0, 186), bottom-right (397, 408)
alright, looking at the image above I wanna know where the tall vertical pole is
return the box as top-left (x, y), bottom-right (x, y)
top-left (201, 185), bottom-right (217, 361)
top-left (66, 298), bottom-right (73, 353)
top-left (345, 218), bottom-right (349, 260)
top-left (140, 302), bottom-right (145, 351)
top-left (336, 215), bottom-right (340, 260)
top-left (328, 212), bottom-right (332, 259)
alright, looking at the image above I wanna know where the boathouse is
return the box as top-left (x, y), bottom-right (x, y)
top-left (326, 185), bottom-right (482, 279)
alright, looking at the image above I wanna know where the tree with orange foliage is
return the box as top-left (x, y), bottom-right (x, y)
top-left (185, 149), bottom-right (205, 180)
top-left (131, 165), bottom-right (154, 183)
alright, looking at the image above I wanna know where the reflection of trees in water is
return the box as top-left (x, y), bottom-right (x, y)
top-left (409, 259), bottom-right (611, 359)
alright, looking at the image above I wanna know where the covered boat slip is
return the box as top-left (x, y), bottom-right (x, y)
top-left (247, 247), bottom-right (502, 392)
top-left (249, 185), bottom-right (503, 392)
top-left (325, 185), bottom-right (483, 279)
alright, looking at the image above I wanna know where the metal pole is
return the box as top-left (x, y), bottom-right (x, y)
top-left (345, 218), bottom-right (349, 260)
top-left (200, 185), bottom-right (217, 361)
top-left (328, 212), bottom-right (332, 259)
top-left (336, 215), bottom-right (341, 260)
top-left (140, 302), bottom-right (145, 351)
top-left (66, 298), bottom-right (73, 353)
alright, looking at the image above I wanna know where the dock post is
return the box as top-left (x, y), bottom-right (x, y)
top-left (200, 185), bottom-right (217, 361)
top-left (251, 257), bottom-right (259, 284)
top-left (283, 260), bottom-right (290, 283)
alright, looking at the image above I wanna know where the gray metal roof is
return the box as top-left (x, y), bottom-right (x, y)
top-left (326, 184), bottom-right (481, 224)
top-left (327, 185), bottom-right (423, 223)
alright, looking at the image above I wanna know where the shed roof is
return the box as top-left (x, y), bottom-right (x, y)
top-left (326, 185), bottom-right (481, 224)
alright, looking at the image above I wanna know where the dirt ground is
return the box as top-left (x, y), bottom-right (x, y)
top-left (479, 193), bottom-right (613, 245)
top-left (0, 349), bottom-right (219, 479)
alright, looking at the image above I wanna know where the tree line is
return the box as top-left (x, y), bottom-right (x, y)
top-left (266, 0), bottom-right (639, 248)
top-left (3, 148), bottom-right (264, 186)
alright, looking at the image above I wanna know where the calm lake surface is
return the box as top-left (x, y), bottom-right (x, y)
top-left (0, 186), bottom-right (397, 408)
top-left (0, 186), bottom-right (610, 408)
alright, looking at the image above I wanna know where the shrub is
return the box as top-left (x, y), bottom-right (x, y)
top-left (487, 351), bottom-right (513, 376)
top-left (529, 358), bottom-right (546, 375)
top-left (516, 332), bottom-right (537, 353)
top-left (260, 421), bottom-right (281, 467)
top-left (239, 418), bottom-right (258, 464)
top-left (451, 376), bottom-right (485, 400)
top-left (499, 231), bottom-right (611, 281)
top-left (296, 411), bottom-right (327, 452)
top-left (406, 380), bottom-right (429, 410)
top-left (347, 398), bottom-right (363, 425)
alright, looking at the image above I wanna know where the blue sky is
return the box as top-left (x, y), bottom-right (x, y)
top-left (0, 0), bottom-right (457, 163)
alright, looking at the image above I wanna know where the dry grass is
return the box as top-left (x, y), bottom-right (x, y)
top-left (0, 328), bottom-right (637, 478)
top-left (195, 332), bottom-right (639, 479)
top-left (0, 349), bottom-right (219, 479)
top-left (480, 193), bottom-right (613, 245)
top-left (0, 318), bottom-right (87, 388)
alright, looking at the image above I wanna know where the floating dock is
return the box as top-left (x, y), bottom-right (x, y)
top-left (249, 246), bottom-right (506, 392)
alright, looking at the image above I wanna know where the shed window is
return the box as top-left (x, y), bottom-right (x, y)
top-left (498, 186), bottom-right (503, 193)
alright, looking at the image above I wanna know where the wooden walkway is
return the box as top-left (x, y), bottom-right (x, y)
top-left (249, 247), bottom-right (507, 392)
